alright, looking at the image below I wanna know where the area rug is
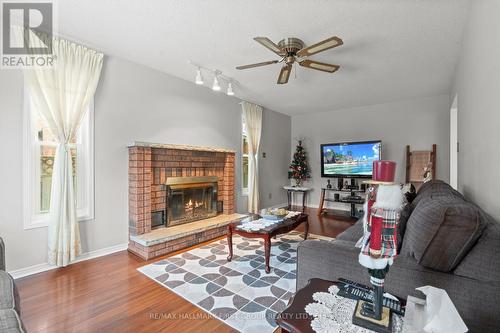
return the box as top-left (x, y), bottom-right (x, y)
top-left (137, 231), bottom-right (334, 333)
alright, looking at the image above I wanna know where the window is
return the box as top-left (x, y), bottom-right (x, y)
top-left (23, 89), bottom-right (94, 229)
top-left (242, 113), bottom-right (249, 195)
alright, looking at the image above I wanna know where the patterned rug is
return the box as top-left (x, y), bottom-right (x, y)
top-left (138, 231), bottom-right (334, 333)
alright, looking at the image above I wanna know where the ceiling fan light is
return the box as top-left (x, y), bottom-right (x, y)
top-left (226, 82), bottom-right (234, 96)
top-left (212, 76), bottom-right (221, 91)
top-left (195, 68), bottom-right (204, 85)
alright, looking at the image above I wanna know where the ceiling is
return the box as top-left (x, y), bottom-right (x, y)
top-left (57, 0), bottom-right (469, 115)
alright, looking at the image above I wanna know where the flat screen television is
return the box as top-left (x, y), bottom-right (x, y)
top-left (320, 140), bottom-right (381, 178)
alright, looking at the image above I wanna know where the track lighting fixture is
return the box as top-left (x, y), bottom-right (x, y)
top-left (189, 62), bottom-right (236, 95)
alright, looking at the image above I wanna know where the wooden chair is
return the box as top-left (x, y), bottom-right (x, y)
top-left (405, 144), bottom-right (436, 189)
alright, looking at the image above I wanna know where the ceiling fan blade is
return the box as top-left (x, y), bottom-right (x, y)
top-left (299, 59), bottom-right (339, 73)
top-left (236, 60), bottom-right (279, 70)
top-left (254, 37), bottom-right (284, 55)
top-left (277, 65), bottom-right (292, 84)
top-left (297, 36), bottom-right (343, 57)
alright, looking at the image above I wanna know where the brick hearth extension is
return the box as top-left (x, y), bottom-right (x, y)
top-left (127, 142), bottom-right (245, 260)
top-left (129, 213), bottom-right (246, 260)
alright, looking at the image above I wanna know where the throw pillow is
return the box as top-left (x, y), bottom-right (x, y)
top-left (401, 195), bottom-right (484, 272)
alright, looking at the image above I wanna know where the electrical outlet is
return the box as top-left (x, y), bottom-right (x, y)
top-left (262, 152), bottom-right (267, 158)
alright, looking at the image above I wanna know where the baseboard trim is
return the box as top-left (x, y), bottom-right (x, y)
top-left (305, 204), bottom-right (319, 209)
top-left (9, 242), bottom-right (128, 280)
top-left (9, 263), bottom-right (56, 280)
top-left (265, 202), bottom-right (288, 210)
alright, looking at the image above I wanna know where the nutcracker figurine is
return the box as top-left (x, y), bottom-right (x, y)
top-left (353, 161), bottom-right (404, 333)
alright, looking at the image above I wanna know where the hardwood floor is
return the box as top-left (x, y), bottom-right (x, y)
top-left (293, 207), bottom-right (355, 239)
top-left (16, 207), bottom-right (354, 333)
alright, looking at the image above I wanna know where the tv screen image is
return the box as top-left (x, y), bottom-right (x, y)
top-left (321, 141), bottom-right (381, 178)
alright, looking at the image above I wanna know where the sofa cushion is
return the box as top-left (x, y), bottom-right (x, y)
top-left (336, 218), bottom-right (363, 242)
top-left (454, 214), bottom-right (500, 282)
top-left (402, 195), bottom-right (484, 272)
top-left (0, 309), bottom-right (24, 333)
top-left (397, 203), bottom-right (413, 252)
top-left (411, 180), bottom-right (464, 208)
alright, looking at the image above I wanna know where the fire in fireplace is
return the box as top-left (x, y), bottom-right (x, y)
top-left (165, 176), bottom-right (218, 227)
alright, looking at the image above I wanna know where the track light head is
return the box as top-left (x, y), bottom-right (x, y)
top-left (195, 68), bottom-right (204, 85)
top-left (226, 82), bottom-right (234, 96)
top-left (212, 73), bottom-right (221, 91)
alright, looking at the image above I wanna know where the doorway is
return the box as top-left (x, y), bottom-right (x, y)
top-left (450, 95), bottom-right (458, 189)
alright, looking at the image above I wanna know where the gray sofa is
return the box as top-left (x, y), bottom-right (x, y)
top-left (0, 237), bottom-right (25, 332)
top-left (297, 180), bottom-right (500, 332)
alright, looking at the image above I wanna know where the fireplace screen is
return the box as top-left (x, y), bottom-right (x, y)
top-left (166, 176), bottom-right (218, 227)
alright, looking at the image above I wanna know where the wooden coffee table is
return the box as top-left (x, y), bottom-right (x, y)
top-left (226, 213), bottom-right (308, 273)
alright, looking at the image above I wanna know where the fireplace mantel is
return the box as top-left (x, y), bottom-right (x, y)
top-left (127, 142), bottom-right (236, 260)
top-left (128, 141), bottom-right (235, 153)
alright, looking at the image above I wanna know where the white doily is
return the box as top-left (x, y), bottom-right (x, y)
top-left (304, 285), bottom-right (403, 333)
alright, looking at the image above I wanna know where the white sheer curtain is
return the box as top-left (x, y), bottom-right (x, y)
top-left (24, 32), bottom-right (103, 267)
top-left (242, 101), bottom-right (262, 214)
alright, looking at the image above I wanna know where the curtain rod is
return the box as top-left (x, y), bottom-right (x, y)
top-left (238, 100), bottom-right (263, 108)
top-left (54, 32), bottom-right (105, 54)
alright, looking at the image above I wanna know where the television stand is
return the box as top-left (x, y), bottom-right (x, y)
top-left (318, 179), bottom-right (365, 220)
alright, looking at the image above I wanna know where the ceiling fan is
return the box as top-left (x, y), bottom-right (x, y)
top-left (236, 36), bottom-right (343, 84)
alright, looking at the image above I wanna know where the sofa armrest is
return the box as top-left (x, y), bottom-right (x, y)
top-left (0, 237), bottom-right (5, 271)
top-left (297, 239), bottom-right (500, 332)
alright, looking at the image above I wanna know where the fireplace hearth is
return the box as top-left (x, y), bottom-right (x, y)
top-left (165, 176), bottom-right (218, 227)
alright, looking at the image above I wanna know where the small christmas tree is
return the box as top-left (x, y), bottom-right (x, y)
top-left (289, 140), bottom-right (311, 187)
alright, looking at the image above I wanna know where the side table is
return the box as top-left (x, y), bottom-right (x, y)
top-left (276, 278), bottom-right (405, 333)
top-left (283, 186), bottom-right (311, 212)
top-left (276, 279), bottom-right (336, 333)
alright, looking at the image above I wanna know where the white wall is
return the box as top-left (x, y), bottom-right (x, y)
top-left (0, 56), bottom-right (291, 271)
top-left (291, 95), bottom-right (451, 207)
top-left (451, 0), bottom-right (500, 220)
top-left (260, 109), bottom-right (292, 209)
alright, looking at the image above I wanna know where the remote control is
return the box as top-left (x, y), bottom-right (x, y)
top-left (337, 278), bottom-right (405, 316)
top-left (338, 278), bottom-right (371, 291)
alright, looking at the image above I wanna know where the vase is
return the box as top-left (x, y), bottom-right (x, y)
top-left (295, 179), bottom-right (302, 187)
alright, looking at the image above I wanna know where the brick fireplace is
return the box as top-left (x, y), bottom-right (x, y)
top-left (127, 142), bottom-right (245, 260)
